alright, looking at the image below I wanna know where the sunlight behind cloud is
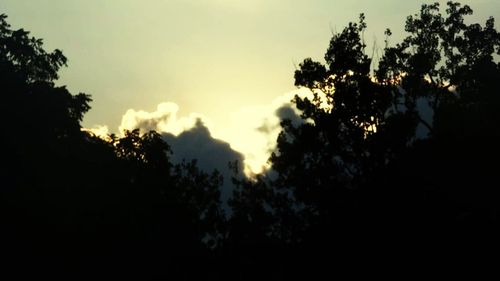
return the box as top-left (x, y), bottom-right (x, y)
top-left (115, 90), bottom-right (314, 176)
top-left (210, 89), bottom-right (312, 175)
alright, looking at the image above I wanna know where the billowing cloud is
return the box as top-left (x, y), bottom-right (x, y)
top-left (117, 89), bottom-right (311, 177)
top-left (86, 89), bottom-right (316, 208)
top-left (161, 120), bottom-right (245, 204)
top-left (119, 102), bottom-right (210, 136)
top-left (119, 102), bottom-right (244, 207)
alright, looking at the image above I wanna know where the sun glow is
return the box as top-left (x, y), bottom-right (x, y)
top-left (114, 89), bottom-right (314, 176)
top-left (210, 89), bottom-right (314, 175)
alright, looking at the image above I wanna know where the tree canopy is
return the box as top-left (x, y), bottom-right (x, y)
top-left (0, 13), bottom-right (225, 279)
top-left (266, 0), bottom-right (500, 230)
top-left (228, 1), bottom-right (499, 275)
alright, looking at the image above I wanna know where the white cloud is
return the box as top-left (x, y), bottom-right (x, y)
top-left (110, 89), bottom-right (315, 176)
top-left (119, 102), bottom-right (212, 137)
top-left (82, 125), bottom-right (111, 140)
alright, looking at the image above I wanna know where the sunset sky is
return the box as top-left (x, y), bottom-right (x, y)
top-left (1, 0), bottom-right (499, 174)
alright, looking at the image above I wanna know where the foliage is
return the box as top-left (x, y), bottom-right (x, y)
top-left (229, 2), bottom-right (500, 260)
top-left (1, 1), bottom-right (499, 277)
top-left (0, 13), bottom-right (224, 279)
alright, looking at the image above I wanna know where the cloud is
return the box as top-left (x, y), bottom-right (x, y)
top-left (82, 125), bottom-right (111, 141)
top-left (275, 103), bottom-right (304, 127)
top-left (115, 88), bottom-right (317, 180)
top-left (119, 102), bottom-right (209, 136)
top-left (161, 119), bottom-right (244, 205)
top-left (117, 89), bottom-right (311, 177)
top-left (210, 89), bottom-right (310, 175)
top-left (119, 102), bottom-right (244, 207)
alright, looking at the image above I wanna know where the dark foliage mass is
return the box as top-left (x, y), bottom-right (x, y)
top-left (227, 1), bottom-right (500, 277)
top-left (0, 14), bottom-right (225, 279)
top-left (1, 2), bottom-right (498, 279)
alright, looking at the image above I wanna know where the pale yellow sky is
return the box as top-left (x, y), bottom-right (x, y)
top-left (1, 0), bottom-right (499, 173)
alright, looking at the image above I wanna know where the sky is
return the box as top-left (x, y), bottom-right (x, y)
top-left (1, 0), bottom-right (499, 175)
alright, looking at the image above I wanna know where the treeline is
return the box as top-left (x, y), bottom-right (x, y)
top-left (1, 2), bottom-right (499, 279)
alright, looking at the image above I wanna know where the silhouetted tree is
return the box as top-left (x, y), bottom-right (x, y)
top-left (373, 2), bottom-right (500, 226)
top-left (229, 1), bottom-right (500, 275)
top-left (0, 13), bottom-right (225, 279)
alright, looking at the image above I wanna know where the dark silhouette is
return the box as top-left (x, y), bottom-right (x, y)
top-left (226, 1), bottom-right (499, 277)
top-left (0, 14), bottom-right (225, 279)
top-left (1, 1), bottom-right (499, 279)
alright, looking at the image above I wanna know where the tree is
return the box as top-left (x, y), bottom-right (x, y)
top-left (229, 2), bottom-right (500, 270)
top-left (374, 2), bottom-right (500, 226)
top-left (0, 13), bottom-right (226, 279)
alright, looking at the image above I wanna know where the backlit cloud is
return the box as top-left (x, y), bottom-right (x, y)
top-left (162, 120), bottom-right (244, 205)
top-left (82, 125), bottom-right (111, 141)
top-left (117, 89), bottom-right (315, 176)
top-left (119, 103), bottom-right (244, 208)
top-left (119, 102), bottom-right (211, 137)
top-left (210, 89), bottom-right (312, 175)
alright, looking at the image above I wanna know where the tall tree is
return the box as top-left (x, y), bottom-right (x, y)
top-left (229, 2), bottom-right (500, 268)
top-left (0, 13), bottom-right (225, 279)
